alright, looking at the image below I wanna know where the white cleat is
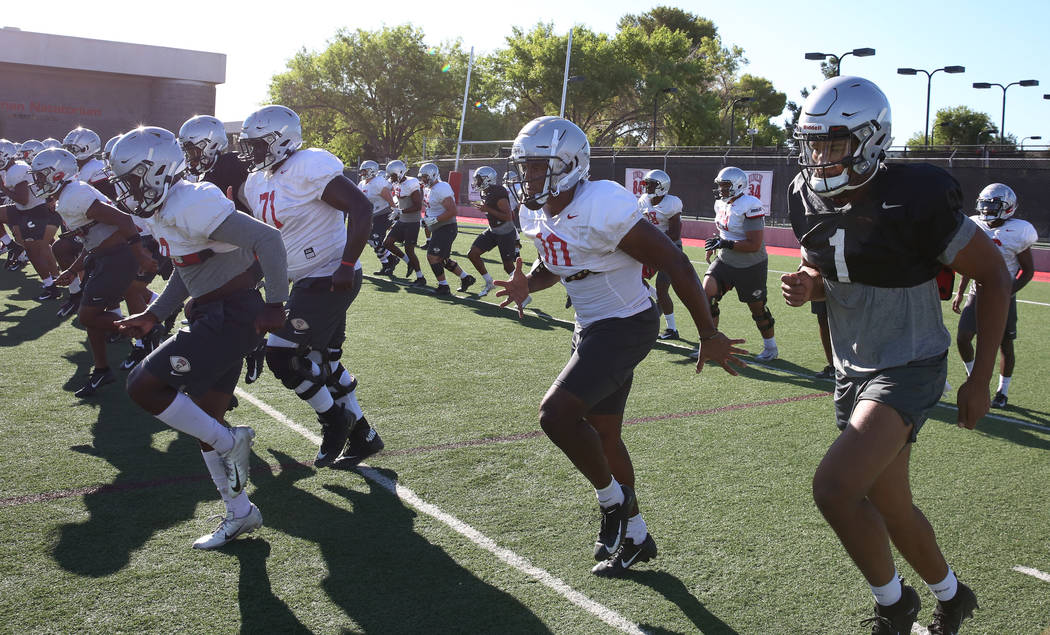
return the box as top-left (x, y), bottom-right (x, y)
top-left (943, 380), bottom-right (952, 396)
top-left (220, 426), bottom-right (255, 497)
top-left (520, 295), bottom-right (533, 309)
top-left (755, 346), bottom-right (779, 362)
top-left (688, 347), bottom-right (700, 360)
top-left (192, 504), bottom-right (263, 550)
top-left (477, 281), bottom-right (496, 298)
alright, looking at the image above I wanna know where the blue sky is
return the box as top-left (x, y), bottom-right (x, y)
top-left (5, 0), bottom-right (1048, 145)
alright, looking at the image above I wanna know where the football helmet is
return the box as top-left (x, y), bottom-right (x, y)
top-left (793, 76), bottom-right (892, 198)
top-left (108, 127), bottom-right (185, 218)
top-left (359, 160), bottom-right (380, 180)
top-left (418, 163), bottom-right (441, 187)
top-left (19, 140), bottom-right (45, 162)
top-left (41, 138), bottom-right (63, 150)
top-left (473, 166), bottom-right (498, 191)
top-left (642, 169), bottom-right (671, 197)
top-left (63, 128), bottom-right (101, 161)
top-left (102, 135), bottom-right (121, 162)
top-left (713, 167), bottom-right (747, 200)
top-left (509, 116), bottom-right (590, 210)
top-left (178, 115), bottom-right (229, 176)
top-left (238, 105), bottom-right (302, 173)
top-left (976, 183), bottom-right (1017, 222)
top-left (386, 160), bottom-right (408, 183)
top-left (0, 139), bottom-right (18, 166)
top-left (28, 148), bottom-right (78, 199)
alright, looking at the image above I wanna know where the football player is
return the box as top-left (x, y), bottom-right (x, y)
top-left (952, 183), bottom-right (1036, 408)
top-left (356, 160), bottom-right (397, 274)
top-left (240, 105), bottom-right (384, 469)
top-left (382, 159), bottom-right (426, 285)
top-left (465, 166), bottom-right (524, 300)
top-left (1, 138), bottom-right (62, 297)
top-left (637, 169), bottom-right (684, 339)
top-left (701, 166), bottom-right (778, 361)
top-left (178, 115), bottom-right (251, 213)
top-left (496, 116), bottom-right (744, 577)
top-left (781, 75), bottom-right (1011, 634)
top-left (419, 162), bottom-right (474, 296)
top-left (111, 126), bottom-right (289, 550)
top-left (0, 140), bottom-right (29, 269)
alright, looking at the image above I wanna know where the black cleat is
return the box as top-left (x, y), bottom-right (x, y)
top-left (57, 293), bottom-right (82, 318)
top-left (74, 367), bottom-right (115, 398)
top-left (861, 583), bottom-right (920, 635)
top-left (315, 405), bottom-right (353, 468)
top-left (657, 328), bottom-right (679, 340)
top-left (457, 275), bottom-right (476, 293)
top-left (432, 285), bottom-right (451, 297)
top-left (591, 533), bottom-right (657, 577)
top-left (928, 581), bottom-right (978, 635)
top-left (402, 262), bottom-right (415, 278)
top-left (593, 485), bottom-right (636, 561)
top-left (411, 276), bottom-right (428, 287)
top-left (120, 345), bottom-right (149, 370)
top-left (333, 417), bottom-right (385, 469)
top-left (991, 391), bottom-right (1008, 409)
top-left (37, 285), bottom-right (62, 301)
top-left (815, 364), bottom-right (835, 380)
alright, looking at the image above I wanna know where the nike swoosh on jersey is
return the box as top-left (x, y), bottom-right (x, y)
top-left (567, 214), bottom-right (579, 219)
top-left (881, 203), bottom-right (904, 209)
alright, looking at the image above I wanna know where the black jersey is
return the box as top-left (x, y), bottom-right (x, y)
top-left (481, 184), bottom-right (511, 229)
top-left (203, 152), bottom-right (251, 213)
top-left (788, 163), bottom-right (967, 288)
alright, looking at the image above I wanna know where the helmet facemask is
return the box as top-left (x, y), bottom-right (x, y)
top-left (796, 123), bottom-right (883, 197)
top-left (511, 155), bottom-right (582, 210)
top-left (110, 162), bottom-right (168, 218)
top-left (237, 134), bottom-right (280, 173)
top-left (977, 197), bottom-right (1012, 222)
top-left (181, 139), bottom-right (219, 176)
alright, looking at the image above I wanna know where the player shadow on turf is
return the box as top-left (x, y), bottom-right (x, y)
top-left (247, 450), bottom-right (553, 633)
top-left (0, 299), bottom-right (62, 346)
top-left (220, 538), bottom-right (312, 635)
top-left (629, 570), bottom-right (739, 634)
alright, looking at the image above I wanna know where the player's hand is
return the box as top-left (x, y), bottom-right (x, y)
top-left (225, 185), bottom-right (235, 201)
top-left (951, 292), bottom-right (964, 314)
top-left (423, 216), bottom-right (438, 229)
top-left (387, 209), bottom-right (400, 222)
top-left (780, 270), bottom-right (815, 307)
top-left (244, 340), bottom-right (266, 384)
top-left (331, 263), bottom-right (359, 293)
top-left (956, 376), bottom-right (990, 429)
top-left (55, 269), bottom-right (76, 287)
top-left (695, 332), bottom-right (748, 376)
top-left (704, 237), bottom-right (722, 252)
top-left (254, 304), bottom-right (288, 335)
top-left (116, 312), bottom-right (159, 339)
top-left (495, 257), bottom-right (529, 320)
top-left (133, 245), bottom-right (159, 274)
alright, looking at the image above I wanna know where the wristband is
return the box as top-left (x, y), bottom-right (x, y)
top-left (721, 239), bottom-right (735, 250)
top-left (698, 330), bottom-right (720, 341)
top-left (341, 260), bottom-right (357, 267)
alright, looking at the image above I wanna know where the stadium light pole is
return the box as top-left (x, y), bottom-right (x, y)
top-left (453, 46), bottom-right (475, 173)
top-left (562, 75), bottom-right (585, 119)
top-left (972, 79), bottom-right (1039, 144)
top-left (729, 96), bottom-right (752, 146)
top-left (558, 28), bottom-right (574, 118)
top-left (804, 47), bottom-right (875, 76)
top-left (1021, 135), bottom-right (1042, 150)
top-left (651, 87), bottom-right (678, 150)
top-left (897, 65), bottom-right (965, 147)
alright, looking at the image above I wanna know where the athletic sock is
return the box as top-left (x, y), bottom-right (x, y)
top-left (963, 360), bottom-right (975, 376)
top-left (155, 392), bottom-right (234, 453)
top-left (927, 568), bottom-right (959, 602)
top-left (998, 375), bottom-right (1012, 396)
top-left (438, 280), bottom-right (449, 287)
top-left (68, 277), bottom-right (81, 294)
top-left (763, 336), bottom-right (777, 349)
top-left (42, 276), bottom-right (54, 287)
top-left (482, 273), bottom-right (493, 284)
top-left (665, 313), bottom-right (676, 331)
top-left (0, 234), bottom-right (10, 246)
top-left (415, 271), bottom-right (424, 279)
top-left (459, 270), bottom-right (469, 279)
top-left (595, 478), bottom-right (625, 508)
top-left (625, 513), bottom-right (648, 543)
top-left (296, 381), bottom-right (334, 413)
top-left (871, 571), bottom-right (903, 606)
top-left (201, 449), bottom-right (234, 512)
top-left (229, 490), bottom-right (252, 518)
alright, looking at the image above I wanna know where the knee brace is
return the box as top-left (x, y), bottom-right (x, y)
top-left (429, 261), bottom-right (445, 277)
top-left (443, 258), bottom-right (458, 273)
top-left (709, 297), bottom-right (721, 319)
top-left (266, 346), bottom-right (327, 399)
top-left (752, 307), bottom-right (775, 332)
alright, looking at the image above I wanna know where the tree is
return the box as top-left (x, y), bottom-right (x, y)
top-left (617, 6), bottom-right (717, 47)
top-left (905, 105), bottom-right (997, 147)
top-left (724, 74), bottom-right (787, 145)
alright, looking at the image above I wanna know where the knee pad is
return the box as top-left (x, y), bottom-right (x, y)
top-left (443, 258), bottom-right (458, 273)
top-left (709, 297), bottom-right (720, 319)
top-left (429, 261), bottom-right (445, 277)
top-left (752, 307), bottom-right (775, 332)
top-left (325, 362), bottom-right (359, 399)
top-left (266, 346), bottom-right (326, 398)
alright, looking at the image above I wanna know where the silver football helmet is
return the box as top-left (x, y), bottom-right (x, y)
top-left (102, 135), bottom-right (121, 162)
top-left (418, 163), bottom-right (441, 187)
top-left (976, 183), bottom-right (1017, 222)
top-left (473, 166), bottom-right (498, 191)
top-left (19, 140), bottom-right (44, 162)
top-left (28, 148), bottom-right (78, 199)
top-left (63, 127), bottom-right (101, 161)
top-left (359, 160), bottom-right (380, 180)
top-left (713, 167), bottom-right (747, 201)
top-left (238, 105), bottom-right (302, 173)
top-left (0, 139), bottom-right (18, 165)
top-left (510, 116), bottom-right (590, 209)
top-left (642, 169), bottom-right (671, 197)
top-left (794, 76), bottom-right (893, 198)
top-left (178, 115), bottom-right (229, 176)
top-left (108, 127), bottom-right (185, 217)
top-left (41, 138), bottom-right (63, 150)
top-left (386, 159), bottom-right (408, 183)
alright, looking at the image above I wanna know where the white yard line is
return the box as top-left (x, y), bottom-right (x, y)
top-left (1012, 565), bottom-right (1050, 583)
top-left (233, 387), bottom-right (646, 635)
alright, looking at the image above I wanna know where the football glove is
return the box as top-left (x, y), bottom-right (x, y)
top-left (388, 208), bottom-right (401, 222)
top-left (423, 216), bottom-right (439, 229)
top-left (244, 341), bottom-right (266, 384)
top-left (705, 237), bottom-right (735, 251)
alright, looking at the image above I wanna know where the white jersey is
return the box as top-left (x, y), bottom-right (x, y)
top-left (969, 215), bottom-right (1038, 287)
top-left (520, 179), bottom-right (650, 328)
top-left (359, 175), bottom-right (392, 215)
top-left (244, 148), bottom-right (347, 282)
top-left (423, 180), bottom-right (456, 229)
top-left (714, 193), bottom-right (766, 241)
top-left (54, 180), bottom-right (117, 251)
top-left (1, 161), bottom-right (46, 209)
top-left (638, 193), bottom-right (683, 235)
top-left (77, 158), bottom-right (110, 187)
top-left (393, 177), bottom-right (422, 222)
top-left (147, 179), bottom-right (239, 260)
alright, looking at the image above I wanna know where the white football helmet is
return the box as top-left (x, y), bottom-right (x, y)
top-left (359, 160), bottom-right (380, 180)
top-left (976, 183), bottom-right (1017, 222)
top-left (28, 148), bottom-right (78, 199)
top-left (418, 163), bottom-right (441, 187)
top-left (178, 115), bottom-right (229, 176)
top-left (713, 167), bottom-right (748, 201)
top-left (510, 116), bottom-right (590, 209)
top-left (386, 160), bottom-right (408, 183)
top-left (473, 166), bottom-right (498, 191)
top-left (41, 138), bottom-right (63, 150)
top-left (642, 169), bottom-right (671, 197)
top-left (63, 128), bottom-right (101, 161)
top-left (238, 105), bottom-right (302, 173)
top-left (0, 139), bottom-right (18, 166)
top-left (108, 127), bottom-right (185, 217)
top-left (102, 135), bottom-right (121, 162)
top-left (19, 140), bottom-right (44, 162)
top-left (794, 76), bottom-right (893, 198)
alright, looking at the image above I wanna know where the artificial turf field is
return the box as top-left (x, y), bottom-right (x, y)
top-left (1, 222), bottom-right (1048, 634)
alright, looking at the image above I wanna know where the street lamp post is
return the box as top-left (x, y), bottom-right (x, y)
top-left (804, 47), bottom-right (875, 76)
top-left (563, 75), bottom-right (585, 120)
top-left (729, 96), bottom-right (752, 146)
top-left (651, 87), bottom-right (678, 150)
top-left (972, 79), bottom-right (1039, 144)
top-left (897, 65), bottom-right (965, 147)
top-left (1021, 135), bottom-right (1042, 150)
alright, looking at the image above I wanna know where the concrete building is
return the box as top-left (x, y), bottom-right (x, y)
top-left (0, 28), bottom-right (225, 143)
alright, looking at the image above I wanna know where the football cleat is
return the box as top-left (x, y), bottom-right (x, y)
top-left (432, 285), bottom-right (451, 297)
top-left (755, 346), bottom-right (779, 362)
top-left (591, 533), bottom-right (657, 577)
top-left (191, 504), bottom-right (263, 550)
top-left (315, 405), bottom-right (353, 468)
top-left (565, 295), bottom-right (572, 309)
top-left (74, 367), bottom-right (115, 398)
top-left (333, 417), bottom-right (385, 469)
top-left (402, 262), bottom-right (416, 278)
top-left (688, 347), bottom-right (700, 360)
top-left (477, 281), bottom-right (496, 298)
top-left (593, 485), bottom-right (636, 561)
top-left (991, 391), bottom-right (1008, 409)
top-left (57, 293), bottom-right (82, 318)
top-left (37, 285), bottom-right (62, 301)
top-left (220, 426), bottom-right (256, 496)
top-left (861, 583), bottom-right (920, 635)
top-left (814, 365), bottom-right (834, 380)
top-left (928, 581), bottom-right (978, 635)
top-left (120, 345), bottom-right (149, 370)
top-left (411, 276), bottom-right (428, 287)
top-left (657, 328), bottom-right (679, 341)
top-left (457, 275), bottom-right (477, 293)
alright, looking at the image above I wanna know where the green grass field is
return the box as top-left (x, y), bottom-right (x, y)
top-left (1, 224), bottom-right (1048, 634)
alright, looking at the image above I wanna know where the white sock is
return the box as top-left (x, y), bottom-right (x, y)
top-left (329, 363), bottom-right (364, 420)
top-left (438, 280), bottom-right (449, 287)
top-left (763, 337), bottom-right (777, 349)
top-left (595, 478), bottom-right (624, 509)
top-left (295, 380), bottom-right (334, 413)
top-left (871, 571), bottom-right (903, 606)
top-left (149, 291), bottom-right (160, 303)
top-left (415, 270), bottom-right (424, 279)
top-left (68, 277), bottom-right (81, 294)
top-left (482, 273), bottom-right (493, 284)
top-left (665, 313), bottom-right (676, 331)
top-left (402, 256), bottom-right (410, 265)
top-left (42, 276), bottom-right (54, 286)
top-left (201, 449), bottom-right (234, 512)
top-left (155, 392), bottom-right (233, 453)
top-left (927, 569), bottom-right (958, 602)
top-left (998, 375), bottom-right (1011, 396)
top-left (963, 360), bottom-right (974, 376)
top-left (229, 490), bottom-right (251, 518)
top-left (0, 234), bottom-right (10, 245)
top-left (625, 513), bottom-right (648, 543)
top-left (459, 270), bottom-right (469, 279)
top-left (134, 338), bottom-right (144, 348)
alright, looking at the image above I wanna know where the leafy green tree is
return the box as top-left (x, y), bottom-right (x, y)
top-left (617, 6), bottom-right (717, 47)
top-left (723, 74), bottom-right (787, 145)
top-left (905, 105), bottom-right (998, 147)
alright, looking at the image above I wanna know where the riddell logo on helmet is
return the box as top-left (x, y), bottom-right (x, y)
top-left (801, 124), bottom-right (824, 131)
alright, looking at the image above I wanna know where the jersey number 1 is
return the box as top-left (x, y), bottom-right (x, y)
top-left (259, 191), bottom-right (283, 228)
top-left (829, 228), bottom-right (851, 283)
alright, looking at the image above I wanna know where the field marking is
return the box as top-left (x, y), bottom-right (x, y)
top-left (234, 388), bottom-right (646, 635)
top-left (1013, 565), bottom-right (1050, 583)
